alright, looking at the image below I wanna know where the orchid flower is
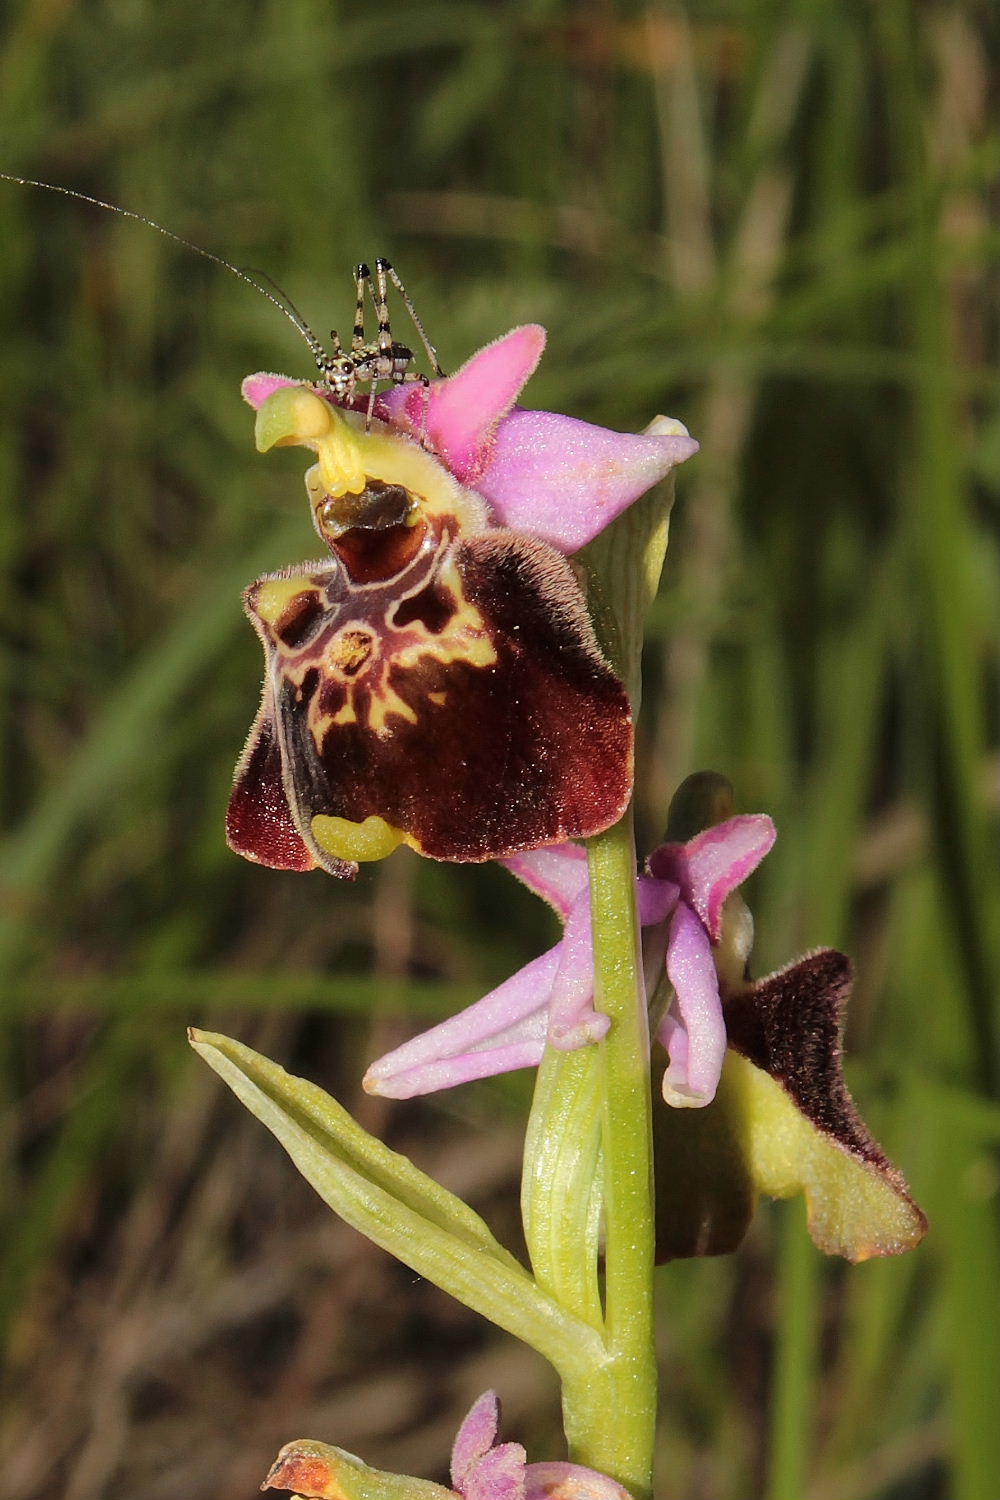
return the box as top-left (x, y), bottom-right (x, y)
top-left (363, 808), bottom-right (774, 1109)
top-left (365, 773), bottom-right (926, 1264)
top-left (262, 1390), bottom-right (631, 1500)
top-left (228, 328), bottom-right (697, 880)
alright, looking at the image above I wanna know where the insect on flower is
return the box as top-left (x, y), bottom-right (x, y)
top-left (313, 257), bottom-right (445, 430)
top-left (3, 172), bottom-right (698, 881)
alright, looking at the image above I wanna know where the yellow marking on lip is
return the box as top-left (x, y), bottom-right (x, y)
top-left (389, 553), bottom-right (497, 676)
top-left (302, 555), bottom-right (498, 747)
top-left (326, 627), bottom-right (376, 676)
top-left (311, 813), bottom-right (413, 863)
top-left (366, 682), bottom-right (419, 734)
top-left (254, 576), bottom-right (320, 628)
top-left (262, 542), bottom-right (499, 752)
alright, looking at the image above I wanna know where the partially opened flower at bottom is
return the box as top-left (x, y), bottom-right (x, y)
top-left (363, 795), bottom-right (776, 1106)
top-left (262, 1390), bottom-right (631, 1500)
top-left (364, 774), bottom-right (926, 1264)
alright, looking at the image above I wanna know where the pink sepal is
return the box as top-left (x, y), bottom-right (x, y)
top-left (378, 325), bottom-right (547, 481)
top-left (648, 814), bottom-right (775, 941)
top-left (475, 408), bottom-right (699, 553)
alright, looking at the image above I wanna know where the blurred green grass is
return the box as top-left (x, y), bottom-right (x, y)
top-left (0, 2), bottom-right (996, 1498)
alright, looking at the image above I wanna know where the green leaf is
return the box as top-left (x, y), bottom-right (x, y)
top-left (190, 1029), bottom-right (602, 1376)
top-left (522, 1043), bottom-right (605, 1331)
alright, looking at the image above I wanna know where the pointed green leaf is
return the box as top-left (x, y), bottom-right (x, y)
top-left (191, 1029), bottom-right (601, 1374)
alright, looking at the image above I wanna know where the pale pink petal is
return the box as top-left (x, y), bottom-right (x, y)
top-left (242, 371), bottom-right (305, 408)
top-left (637, 873), bottom-right (678, 1001)
top-left (462, 1442), bottom-right (528, 1500)
top-left (369, 1034), bottom-right (550, 1099)
top-left (452, 1393), bottom-right (502, 1491)
top-left (362, 947), bottom-right (560, 1098)
top-left (500, 844), bottom-right (589, 920)
top-left (648, 814), bottom-right (775, 942)
top-left (636, 872), bottom-right (678, 927)
top-left (546, 892), bottom-right (608, 1050)
top-left (657, 900), bottom-right (726, 1108)
top-left (378, 325), bottom-right (547, 480)
top-left (474, 408), bottom-right (699, 553)
top-left (524, 1461), bottom-right (633, 1499)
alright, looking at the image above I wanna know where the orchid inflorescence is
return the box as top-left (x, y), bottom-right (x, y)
top-left (192, 289), bottom-right (925, 1500)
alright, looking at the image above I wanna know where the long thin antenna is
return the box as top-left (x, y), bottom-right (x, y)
top-left (0, 172), bottom-right (323, 358)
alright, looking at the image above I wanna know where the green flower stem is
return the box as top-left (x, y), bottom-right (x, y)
top-left (552, 460), bottom-right (680, 1494)
top-left (562, 809), bottom-right (656, 1498)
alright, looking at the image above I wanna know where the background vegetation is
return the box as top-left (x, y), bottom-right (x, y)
top-left (1, 2), bottom-right (996, 1497)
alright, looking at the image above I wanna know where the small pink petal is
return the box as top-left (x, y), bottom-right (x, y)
top-left (242, 371), bottom-right (305, 408)
top-left (649, 814), bottom-right (775, 942)
top-left (462, 1442), bottom-right (528, 1500)
top-left (546, 891), bottom-right (608, 1050)
top-left (657, 900), bottom-right (726, 1107)
top-left (475, 409), bottom-right (699, 553)
top-left (524, 1461), bottom-right (633, 1499)
top-left (368, 1034), bottom-right (550, 1098)
top-left (379, 326), bottom-right (547, 481)
top-left (500, 844), bottom-right (589, 920)
top-left (362, 947), bottom-right (560, 1098)
top-left (636, 872), bottom-right (678, 928)
top-left (452, 1392), bottom-right (503, 1491)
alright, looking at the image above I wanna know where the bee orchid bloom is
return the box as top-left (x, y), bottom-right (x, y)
top-left (262, 1390), bottom-right (631, 1500)
top-left (230, 326), bottom-right (697, 881)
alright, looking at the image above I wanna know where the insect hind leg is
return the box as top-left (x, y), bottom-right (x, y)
top-left (377, 258), bottom-right (444, 376)
top-left (368, 260), bottom-right (394, 358)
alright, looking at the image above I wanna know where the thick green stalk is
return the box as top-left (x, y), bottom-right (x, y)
top-left (560, 810), bottom-right (656, 1498)
top-left (552, 461), bottom-right (681, 1493)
